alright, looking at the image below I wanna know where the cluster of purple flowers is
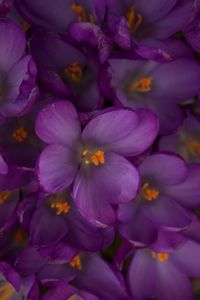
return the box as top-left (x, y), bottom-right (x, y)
top-left (0, 0), bottom-right (200, 299)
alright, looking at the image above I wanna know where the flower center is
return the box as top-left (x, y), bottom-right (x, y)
top-left (82, 149), bottom-right (105, 166)
top-left (64, 62), bottom-right (83, 83)
top-left (71, 3), bottom-right (94, 22)
top-left (187, 139), bottom-right (200, 157)
top-left (141, 182), bottom-right (159, 201)
top-left (12, 126), bottom-right (27, 143)
top-left (0, 191), bottom-right (10, 205)
top-left (70, 255), bottom-right (82, 270)
top-left (127, 5), bottom-right (142, 34)
top-left (131, 77), bottom-right (153, 93)
top-left (152, 251), bottom-right (169, 262)
top-left (51, 201), bottom-right (70, 215)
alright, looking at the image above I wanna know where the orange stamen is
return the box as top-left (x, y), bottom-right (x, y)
top-left (70, 255), bottom-right (82, 270)
top-left (131, 77), bottom-right (153, 93)
top-left (64, 62), bottom-right (82, 83)
top-left (51, 201), bottom-right (70, 215)
top-left (12, 127), bottom-right (27, 142)
top-left (127, 6), bottom-right (142, 33)
top-left (15, 228), bottom-right (25, 242)
top-left (152, 251), bottom-right (169, 262)
top-left (187, 139), bottom-right (200, 157)
top-left (0, 282), bottom-right (15, 300)
top-left (141, 182), bottom-right (159, 201)
top-left (72, 4), bottom-right (86, 22)
top-left (82, 149), bottom-right (105, 166)
top-left (0, 191), bottom-right (10, 204)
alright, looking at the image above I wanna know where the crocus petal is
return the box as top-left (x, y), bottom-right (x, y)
top-left (73, 168), bottom-right (116, 226)
top-left (0, 154), bottom-right (8, 175)
top-left (171, 240), bottom-right (200, 278)
top-left (82, 108), bottom-right (139, 147)
top-left (142, 195), bottom-right (191, 229)
top-left (0, 262), bottom-right (21, 291)
top-left (156, 260), bottom-right (193, 300)
top-left (128, 250), bottom-right (156, 299)
top-left (139, 153), bottom-right (187, 185)
top-left (167, 164), bottom-right (200, 208)
top-left (151, 59), bottom-right (200, 100)
top-left (82, 108), bottom-right (158, 157)
top-left (106, 109), bottom-right (159, 156)
top-left (135, 0), bottom-right (176, 23)
top-left (75, 254), bottom-right (127, 300)
top-left (37, 144), bottom-right (78, 193)
top-left (15, 247), bottom-right (46, 276)
top-left (152, 1), bottom-right (193, 39)
top-left (35, 101), bottom-right (81, 147)
top-left (0, 19), bottom-right (25, 71)
top-left (30, 207), bottom-right (68, 246)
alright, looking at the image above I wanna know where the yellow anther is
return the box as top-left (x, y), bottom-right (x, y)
top-left (187, 139), bottom-right (200, 157)
top-left (72, 4), bottom-right (86, 22)
top-left (0, 282), bottom-right (15, 300)
top-left (152, 251), bottom-right (169, 262)
top-left (22, 20), bottom-right (31, 32)
top-left (12, 126), bottom-right (27, 142)
top-left (141, 182), bottom-right (159, 201)
top-left (15, 228), bottom-right (25, 242)
top-left (127, 6), bottom-right (143, 33)
top-left (0, 191), bottom-right (10, 205)
top-left (70, 255), bottom-right (82, 270)
top-left (82, 149), bottom-right (105, 166)
top-left (51, 201), bottom-right (70, 215)
top-left (64, 62), bottom-right (82, 83)
top-left (131, 77), bottom-right (153, 93)
top-left (91, 150), bottom-right (105, 166)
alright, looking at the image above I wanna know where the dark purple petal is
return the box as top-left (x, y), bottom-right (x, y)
top-left (139, 154), bottom-right (187, 185)
top-left (171, 240), bottom-right (200, 278)
top-left (30, 207), bottom-right (68, 246)
top-left (35, 101), bottom-right (81, 147)
top-left (142, 195), bottom-right (191, 229)
top-left (0, 19), bottom-right (25, 71)
top-left (167, 164), bottom-right (200, 208)
top-left (37, 144), bottom-right (78, 193)
top-left (128, 250), bottom-right (156, 299)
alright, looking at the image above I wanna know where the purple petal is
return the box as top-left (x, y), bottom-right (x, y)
top-left (167, 164), bottom-right (200, 208)
top-left (128, 250), bottom-right (156, 299)
top-left (30, 207), bottom-right (68, 246)
top-left (37, 144), bottom-right (78, 193)
top-left (156, 259), bottom-right (193, 300)
top-left (75, 254), bottom-right (127, 300)
top-left (0, 19), bottom-right (25, 70)
top-left (135, 0), bottom-right (176, 23)
top-left (0, 154), bottom-right (8, 175)
top-left (82, 108), bottom-right (139, 149)
top-left (0, 262), bottom-right (21, 291)
top-left (142, 195), bottom-right (191, 229)
top-left (107, 109), bottom-right (159, 156)
top-left (35, 101), bottom-right (81, 146)
top-left (139, 153), bottom-right (188, 185)
top-left (171, 240), bottom-right (200, 278)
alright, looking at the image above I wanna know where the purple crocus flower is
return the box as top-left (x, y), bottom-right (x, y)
top-left (128, 234), bottom-right (200, 300)
top-left (18, 190), bottom-right (114, 250)
top-left (159, 115), bottom-right (200, 163)
top-left (117, 153), bottom-right (200, 246)
top-left (35, 100), bottom-right (158, 225)
top-left (0, 18), bottom-right (38, 118)
top-left (14, 0), bottom-right (112, 63)
top-left (106, 0), bottom-right (193, 55)
top-left (30, 30), bottom-right (103, 112)
top-left (107, 57), bottom-right (200, 134)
